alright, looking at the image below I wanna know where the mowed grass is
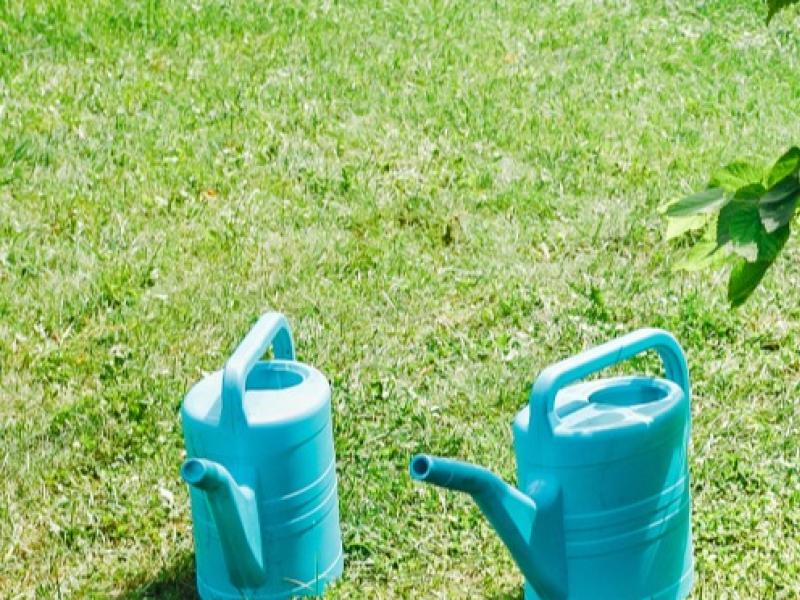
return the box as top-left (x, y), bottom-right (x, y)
top-left (1, 0), bottom-right (800, 597)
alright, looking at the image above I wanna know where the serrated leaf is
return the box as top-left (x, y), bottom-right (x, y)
top-left (665, 187), bottom-right (725, 217)
top-left (716, 187), bottom-right (763, 261)
top-left (710, 161), bottom-right (763, 192)
top-left (730, 182), bottom-right (765, 201)
top-left (726, 226), bottom-right (789, 306)
top-left (728, 259), bottom-right (771, 306)
top-left (759, 176), bottom-right (800, 233)
top-left (665, 213), bottom-right (708, 240)
top-left (766, 146), bottom-right (800, 187)
top-left (757, 224), bottom-right (790, 262)
top-left (767, 0), bottom-right (800, 23)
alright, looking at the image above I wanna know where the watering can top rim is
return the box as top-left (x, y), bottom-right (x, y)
top-left (526, 328), bottom-right (691, 440)
top-left (181, 312), bottom-right (331, 432)
top-left (546, 374), bottom-right (686, 436)
top-left (182, 359), bottom-right (330, 429)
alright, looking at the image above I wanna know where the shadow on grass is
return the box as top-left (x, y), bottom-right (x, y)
top-left (486, 590), bottom-right (524, 600)
top-left (119, 551), bottom-right (198, 599)
top-left (118, 551), bottom-right (524, 599)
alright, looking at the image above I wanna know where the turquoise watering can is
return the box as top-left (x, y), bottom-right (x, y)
top-left (410, 328), bottom-right (693, 600)
top-left (181, 313), bottom-right (343, 599)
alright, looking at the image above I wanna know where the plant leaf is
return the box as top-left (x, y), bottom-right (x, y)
top-left (767, 0), bottom-right (800, 23)
top-left (716, 185), bottom-right (764, 261)
top-left (665, 187), bottom-right (726, 217)
top-left (710, 161), bottom-right (763, 192)
top-left (665, 214), bottom-right (709, 240)
top-left (728, 260), bottom-right (771, 306)
top-left (726, 225), bottom-right (789, 306)
top-left (757, 224), bottom-right (790, 262)
top-left (766, 146), bottom-right (800, 187)
top-left (759, 175), bottom-right (800, 233)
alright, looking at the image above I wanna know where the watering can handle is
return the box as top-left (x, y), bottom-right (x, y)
top-left (221, 312), bottom-right (295, 429)
top-left (529, 328), bottom-right (689, 434)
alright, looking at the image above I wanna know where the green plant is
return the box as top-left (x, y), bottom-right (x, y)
top-left (662, 1), bottom-right (800, 306)
top-left (662, 148), bottom-right (800, 306)
top-left (768, 0), bottom-right (800, 22)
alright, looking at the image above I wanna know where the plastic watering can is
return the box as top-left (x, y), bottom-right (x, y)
top-left (180, 313), bottom-right (343, 599)
top-left (410, 328), bottom-right (693, 600)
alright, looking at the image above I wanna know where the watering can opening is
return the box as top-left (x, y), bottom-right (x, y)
top-left (241, 361), bottom-right (328, 426)
top-left (585, 378), bottom-right (671, 407)
top-left (552, 376), bottom-right (682, 432)
top-left (181, 459), bottom-right (209, 487)
top-left (410, 455), bottom-right (432, 479)
top-left (245, 361), bottom-right (307, 391)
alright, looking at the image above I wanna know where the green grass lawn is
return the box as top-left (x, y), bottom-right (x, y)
top-left (2, 0), bottom-right (800, 597)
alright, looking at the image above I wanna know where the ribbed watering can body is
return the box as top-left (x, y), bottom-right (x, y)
top-left (519, 328), bottom-right (693, 599)
top-left (411, 328), bottom-right (693, 600)
top-left (181, 313), bottom-right (343, 599)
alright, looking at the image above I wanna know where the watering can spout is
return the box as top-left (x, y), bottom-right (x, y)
top-left (410, 454), bottom-right (567, 599)
top-left (181, 459), bottom-right (265, 589)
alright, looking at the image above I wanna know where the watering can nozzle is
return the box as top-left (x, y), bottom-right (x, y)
top-left (181, 458), bottom-right (226, 491)
top-left (410, 454), bottom-right (568, 599)
top-left (181, 458), bottom-right (266, 589)
top-left (410, 454), bottom-right (492, 494)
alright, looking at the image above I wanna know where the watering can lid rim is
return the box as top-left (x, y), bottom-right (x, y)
top-left (182, 359), bottom-right (331, 429)
top-left (551, 375), bottom-right (685, 436)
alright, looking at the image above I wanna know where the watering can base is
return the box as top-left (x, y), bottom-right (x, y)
top-left (522, 569), bottom-right (693, 600)
top-left (196, 549), bottom-right (343, 599)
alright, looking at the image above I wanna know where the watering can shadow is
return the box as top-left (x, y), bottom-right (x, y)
top-left (411, 328), bottom-right (694, 600)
